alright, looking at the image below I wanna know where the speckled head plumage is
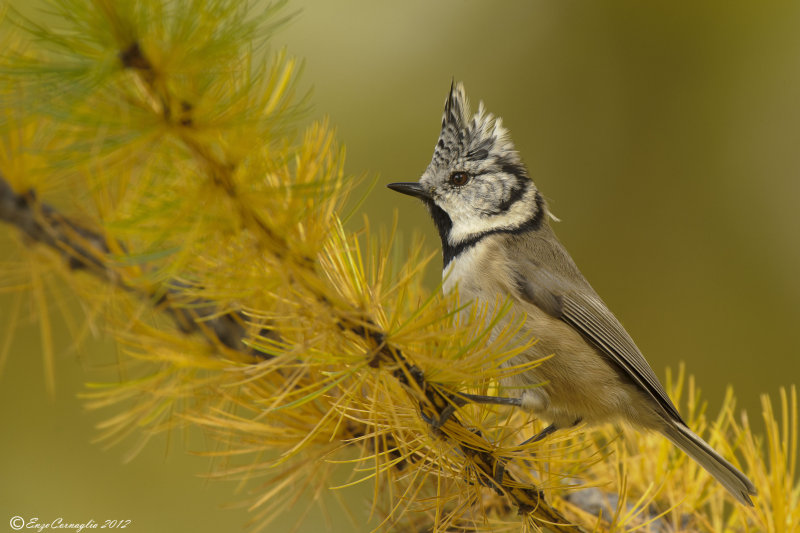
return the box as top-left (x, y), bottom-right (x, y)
top-left (431, 81), bottom-right (521, 178)
top-left (389, 81), bottom-right (545, 267)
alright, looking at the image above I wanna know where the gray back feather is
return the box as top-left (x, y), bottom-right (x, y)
top-left (502, 228), bottom-right (686, 425)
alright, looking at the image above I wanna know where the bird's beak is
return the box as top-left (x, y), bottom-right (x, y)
top-left (387, 182), bottom-right (431, 201)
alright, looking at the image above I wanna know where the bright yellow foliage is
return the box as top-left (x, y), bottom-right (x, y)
top-left (0, 2), bottom-right (796, 531)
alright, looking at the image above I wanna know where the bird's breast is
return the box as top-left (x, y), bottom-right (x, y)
top-left (442, 241), bottom-right (499, 298)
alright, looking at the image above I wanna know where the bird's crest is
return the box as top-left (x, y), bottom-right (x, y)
top-left (435, 81), bottom-right (518, 169)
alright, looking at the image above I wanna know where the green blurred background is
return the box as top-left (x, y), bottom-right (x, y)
top-left (2, 1), bottom-right (799, 531)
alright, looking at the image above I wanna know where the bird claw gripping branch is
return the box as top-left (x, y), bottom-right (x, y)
top-left (362, 324), bottom-right (576, 526)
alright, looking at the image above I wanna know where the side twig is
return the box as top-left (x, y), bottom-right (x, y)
top-left (0, 172), bottom-right (580, 530)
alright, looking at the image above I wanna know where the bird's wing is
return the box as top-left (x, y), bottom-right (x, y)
top-left (509, 237), bottom-right (685, 425)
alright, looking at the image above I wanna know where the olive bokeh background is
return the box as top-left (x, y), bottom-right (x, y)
top-left (2, 1), bottom-right (799, 531)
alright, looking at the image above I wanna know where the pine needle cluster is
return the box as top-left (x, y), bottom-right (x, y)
top-left (0, 2), bottom-right (797, 531)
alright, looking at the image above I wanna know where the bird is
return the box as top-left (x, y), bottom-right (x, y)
top-left (387, 81), bottom-right (757, 506)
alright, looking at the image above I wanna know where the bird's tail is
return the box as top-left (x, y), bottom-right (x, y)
top-left (660, 421), bottom-right (757, 506)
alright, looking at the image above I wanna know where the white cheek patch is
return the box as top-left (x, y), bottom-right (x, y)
top-left (447, 185), bottom-right (540, 246)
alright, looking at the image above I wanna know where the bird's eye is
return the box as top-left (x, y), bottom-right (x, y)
top-left (449, 171), bottom-right (470, 186)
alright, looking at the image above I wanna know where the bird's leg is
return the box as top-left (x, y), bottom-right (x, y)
top-left (422, 393), bottom-right (523, 429)
top-left (519, 417), bottom-right (581, 446)
top-left (519, 423), bottom-right (557, 446)
top-left (458, 393), bottom-right (524, 408)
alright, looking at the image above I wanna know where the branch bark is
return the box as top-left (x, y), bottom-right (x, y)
top-left (0, 171), bottom-right (581, 531)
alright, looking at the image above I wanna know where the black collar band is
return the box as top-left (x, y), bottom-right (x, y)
top-left (428, 191), bottom-right (545, 269)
